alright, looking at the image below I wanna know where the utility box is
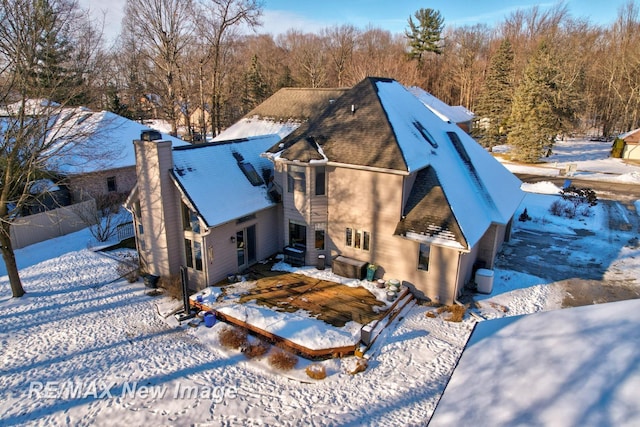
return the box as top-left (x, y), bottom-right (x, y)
top-left (475, 269), bottom-right (494, 294)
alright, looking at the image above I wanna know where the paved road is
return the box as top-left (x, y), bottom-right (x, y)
top-left (516, 173), bottom-right (640, 203)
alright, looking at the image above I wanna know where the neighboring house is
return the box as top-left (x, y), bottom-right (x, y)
top-left (408, 87), bottom-right (475, 133)
top-left (618, 128), bottom-right (640, 160)
top-left (0, 100), bottom-right (185, 248)
top-left (46, 108), bottom-right (186, 203)
top-left (128, 77), bottom-right (523, 303)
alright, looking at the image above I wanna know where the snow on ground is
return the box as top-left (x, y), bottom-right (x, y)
top-left (1, 138), bottom-right (639, 425)
top-left (496, 137), bottom-right (640, 184)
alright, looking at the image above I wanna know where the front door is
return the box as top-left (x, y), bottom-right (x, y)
top-left (236, 225), bottom-right (256, 271)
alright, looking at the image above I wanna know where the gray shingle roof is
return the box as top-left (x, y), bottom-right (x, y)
top-left (268, 77), bottom-right (409, 171)
top-left (394, 167), bottom-right (467, 247)
top-left (246, 88), bottom-right (348, 122)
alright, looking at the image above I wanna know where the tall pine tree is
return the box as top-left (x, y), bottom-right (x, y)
top-left (405, 8), bottom-right (444, 66)
top-left (508, 40), bottom-right (577, 163)
top-left (475, 39), bottom-right (514, 150)
top-left (26, 0), bottom-right (87, 105)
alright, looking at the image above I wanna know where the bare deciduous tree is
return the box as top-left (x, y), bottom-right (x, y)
top-left (122, 0), bottom-right (195, 136)
top-left (0, 0), bottom-right (112, 297)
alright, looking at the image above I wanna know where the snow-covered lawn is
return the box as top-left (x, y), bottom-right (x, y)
top-left (497, 137), bottom-right (640, 184)
top-left (1, 137), bottom-right (639, 425)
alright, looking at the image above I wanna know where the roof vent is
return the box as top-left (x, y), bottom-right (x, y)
top-left (351, 104), bottom-right (356, 114)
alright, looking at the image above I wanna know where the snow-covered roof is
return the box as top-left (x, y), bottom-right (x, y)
top-left (1, 102), bottom-right (187, 175)
top-left (171, 135), bottom-right (281, 228)
top-left (213, 117), bottom-right (300, 141)
top-left (0, 98), bottom-right (61, 116)
top-left (430, 298), bottom-right (640, 426)
top-left (49, 110), bottom-right (187, 174)
top-left (270, 77), bottom-right (523, 249)
top-left (619, 127), bottom-right (640, 143)
top-left (408, 86), bottom-right (474, 124)
top-left (214, 87), bottom-right (347, 142)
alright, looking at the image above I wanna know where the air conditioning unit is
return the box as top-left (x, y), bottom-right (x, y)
top-left (475, 269), bottom-right (494, 294)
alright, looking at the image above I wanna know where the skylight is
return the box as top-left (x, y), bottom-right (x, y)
top-left (413, 121), bottom-right (438, 148)
top-left (238, 161), bottom-right (264, 186)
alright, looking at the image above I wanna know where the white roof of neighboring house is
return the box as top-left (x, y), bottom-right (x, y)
top-left (408, 86), bottom-right (474, 124)
top-left (430, 298), bottom-right (640, 426)
top-left (171, 135), bottom-right (281, 228)
top-left (49, 110), bottom-right (187, 174)
top-left (619, 127), bottom-right (640, 141)
top-left (213, 117), bottom-right (300, 141)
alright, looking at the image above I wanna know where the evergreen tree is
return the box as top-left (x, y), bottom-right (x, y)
top-left (508, 40), bottom-right (577, 163)
top-left (26, 0), bottom-right (87, 105)
top-left (405, 8), bottom-right (444, 65)
top-left (242, 54), bottom-right (267, 111)
top-left (474, 39), bottom-right (514, 150)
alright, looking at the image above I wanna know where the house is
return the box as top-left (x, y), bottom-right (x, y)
top-left (128, 77), bottom-right (523, 303)
top-left (618, 128), bottom-right (640, 160)
top-left (0, 100), bottom-right (185, 248)
top-left (429, 299), bottom-right (640, 425)
top-left (408, 87), bottom-right (475, 133)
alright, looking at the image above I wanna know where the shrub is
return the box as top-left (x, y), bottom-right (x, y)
top-left (268, 348), bottom-right (298, 370)
top-left (116, 263), bottom-right (139, 283)
top-left (243, 340), bottom-right (270, 359)
top-left (218, 326), bottom-right (248, 350)
top-left (305, 364), bottom-right (327, 380)
top-left (159, 275), bottom-right (182, 300)
top-left (561, 186), bottom-right (598, 207)
top-left (436, 304), bottom-right (466, 322)
top-left (347, 357), bottom-right (368, 375)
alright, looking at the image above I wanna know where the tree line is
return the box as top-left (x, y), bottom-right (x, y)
top-left (4, 1), bottom-right (640, 157)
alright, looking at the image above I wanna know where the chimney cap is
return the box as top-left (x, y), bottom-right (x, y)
top-left (141, 129), bottom-right (162, 141)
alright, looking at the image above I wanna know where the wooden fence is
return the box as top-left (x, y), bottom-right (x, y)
top-left (10, 199), bottom-right (97, 249)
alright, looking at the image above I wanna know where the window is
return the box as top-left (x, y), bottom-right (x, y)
top-left (363, 231), bottom-right (370, 251)
top-left (315, 230), bottom-right (325, 250)
top-left (185, 238), bottom-right (203, 271)
top-left (354, 230), bottom-right (362, 249)
top-left (346, 228), bottom-right (353, 246)
top-left (138, 224), bottom-right (144, 235)
top-left (315, 166), bottom-right (326, 195)
top-left (287, 165), bottom-right (306, 193)
top-left (107, 176), bottom-right (117, 192)
top-left (134, 200), bottom-right (141, 219)
top-left (418, 243), bottom-right (430, 271)
top-left (182, 202), bottom-right (200, 233)
top-left (194, 241), bottom-right (203, 271)
top-left (185, 239), bottom-right (193, 268)
top-left (289, 221), bottom-right (307, 247)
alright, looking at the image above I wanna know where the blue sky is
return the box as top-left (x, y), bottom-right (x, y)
top-left (81, 0), bottom-right (633, 43)
top-left (260, 0), bottom-right (631, 34)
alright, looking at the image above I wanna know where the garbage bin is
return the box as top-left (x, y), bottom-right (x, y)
top-left (317, 254), bottom-right (325, 270)
top-left (143, 274), bottom-right (159, 289)
top-left (366, 264), bottom-right (377, 281)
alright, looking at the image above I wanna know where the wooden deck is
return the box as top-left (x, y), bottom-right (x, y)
top-left (192, 271), bottom-right (413, 359)
top-left (238, 273), bottom-right (386, 327)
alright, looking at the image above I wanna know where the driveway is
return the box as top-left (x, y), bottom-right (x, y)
top-left (495, 199), bottom-right (640, 308)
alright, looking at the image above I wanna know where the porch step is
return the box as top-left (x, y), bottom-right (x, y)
top-left (358, 287), bottom-right (414, 353)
